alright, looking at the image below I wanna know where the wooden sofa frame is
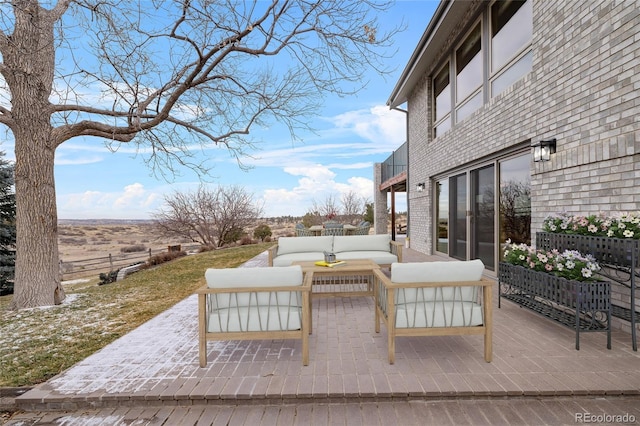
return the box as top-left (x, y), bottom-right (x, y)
top-left (373, 268), bottom-right (493, 364)
top-left (197, 272), bottom-right (313, 367)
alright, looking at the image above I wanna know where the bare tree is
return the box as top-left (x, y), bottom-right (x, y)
top-left (153, 185), bottom-right (263, 248)
top-left (310, 195), bottom-right (341, 222)
top-left (0, 1), bottom-right (399, 308)
top-left (341, 190), bottom-right (365, 224)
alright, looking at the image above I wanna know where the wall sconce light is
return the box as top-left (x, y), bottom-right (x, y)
top-left (532, 139), bottom-right (557, 162)
top-left (416, 182), bottom-right (425, 192)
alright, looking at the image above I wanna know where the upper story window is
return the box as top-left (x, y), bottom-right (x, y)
top-left (432, 0), bottom-right (533, 138)
top-left (455, 23), bottom-right (482, 123)
top-left (490, 0), bottom-right (532, 97)
top-left (434, 63), bottom-right (451, 137)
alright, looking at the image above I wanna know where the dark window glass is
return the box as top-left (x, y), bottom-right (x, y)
top-left (491, 0), bottom-right (532, 73)
top-left (456, 23), bottom-right (482, 104)
top-left (434, 64), bottom-right (451, 122)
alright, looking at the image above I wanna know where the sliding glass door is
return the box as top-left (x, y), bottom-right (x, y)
top-left (450, 173), bottom-right (467, 260)
top-left (471, 165), bottom-right (495, 270)
top-left (433, 151), bottom-right (530, 271)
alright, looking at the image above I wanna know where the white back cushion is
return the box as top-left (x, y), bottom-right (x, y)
top-left (206, 265), bottom-right (302, 288)
top-left (277, 236), bottom-right (334, 255)
top-left (205, 266), bottom-right (303, 311)
top-left (333, 234), bottom-right (391, 253)
top-left (391, 259), bottom-right (484, 283)
top-left (391, 259), bottom-right (484, 303)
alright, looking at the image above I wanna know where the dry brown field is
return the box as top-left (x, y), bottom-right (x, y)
top-left (57, 219), bottom-right (299, 266)
top-left (57, 217), bottom-right (405, 281)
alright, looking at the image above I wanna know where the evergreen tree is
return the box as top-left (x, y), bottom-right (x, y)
top-left (0, 151), bottom-right (16, 295)
top-left (363, 203), bottom-right (375, 225)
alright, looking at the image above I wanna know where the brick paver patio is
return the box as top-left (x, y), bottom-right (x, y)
top-left (8, 246), bottom-right (640, 424)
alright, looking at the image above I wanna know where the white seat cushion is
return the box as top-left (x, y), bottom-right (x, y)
top-left (335, 251), bottom-right (397, 265)
top-left (395, 301), bottom-right (484, 328)
top-left (208, 306), bottom-right (302, 332)
top-left (272, 252), bottom-right (325, 267)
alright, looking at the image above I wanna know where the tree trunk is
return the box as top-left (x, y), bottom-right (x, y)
top-left (5, 2), bottom-right (64, 308)
top-left (11, 131), bottom-right (64, 308)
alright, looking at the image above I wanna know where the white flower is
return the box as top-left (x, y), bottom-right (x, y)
top-left (581, 268), bottom-right (593, 278)
top-left (624, 230), bottom-right (634, 238)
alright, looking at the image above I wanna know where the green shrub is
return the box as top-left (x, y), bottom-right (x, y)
top-left (98, 270), bottom-right (118, 285)
top-left (253, 224), bottom-right (272, 242)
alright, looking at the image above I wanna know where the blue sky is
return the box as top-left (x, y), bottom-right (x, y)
top-left (4, 1), bottom-right (438, 220)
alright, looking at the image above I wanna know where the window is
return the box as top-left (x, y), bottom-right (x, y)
top-left (436, 179), bottom-right (449, 253)
top-left (491, 0), bottom-right (532, 97)
top-left (430, 1), bottom-right (533, 133)
top-left (455, 23), bottom-right (482, 122)
top-left (433, 64), bottom-right (451, 137)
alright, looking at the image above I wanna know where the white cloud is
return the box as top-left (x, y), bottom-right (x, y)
top-left (261, 165), bottom-right (374, 217)
top-left (330, 105), bottom-right (406, 146)
top-left (58, 183), bottom-right (163, 219)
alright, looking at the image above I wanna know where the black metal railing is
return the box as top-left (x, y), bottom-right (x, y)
top-left (381, 141), bottom-right (407, 183)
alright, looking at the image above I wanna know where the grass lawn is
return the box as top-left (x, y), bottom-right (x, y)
top-left (0, 242), bottom-right (272, 388)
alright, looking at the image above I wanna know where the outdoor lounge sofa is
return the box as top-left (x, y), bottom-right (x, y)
top-left (197, 265), bottom-right (312, 367)
top-left (267, 235), bottom-right (403, 268)
top-left (373, 259), bottom-right (493, 364)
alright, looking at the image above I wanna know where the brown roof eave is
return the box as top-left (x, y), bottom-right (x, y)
top-left (386, 0), bottom-right (473, 109)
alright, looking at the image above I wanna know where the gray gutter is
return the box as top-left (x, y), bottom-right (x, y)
top-left (387, 0), bottom-right (468, 109)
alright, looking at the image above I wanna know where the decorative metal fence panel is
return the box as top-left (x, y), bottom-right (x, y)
top-left (537, 232), bottom-right (639, 267)
top-left (498, 262), bottom-right (611, 350)
top-left (536, 232), bottom-right (639, 351)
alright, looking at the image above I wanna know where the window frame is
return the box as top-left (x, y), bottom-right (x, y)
top-left (433, 62), bottom-right (452, 138)
top-left (454, 20), bottom-right (483, 124)
top-left (489, 0), bottom-right (533, 98)
top-left (430, 0), bottom-right (533, 136)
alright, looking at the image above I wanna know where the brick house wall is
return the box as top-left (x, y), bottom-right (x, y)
top-left (402, 0), bottom-right (639, 334)
top-left (407, 0), bottom-right (639, 255)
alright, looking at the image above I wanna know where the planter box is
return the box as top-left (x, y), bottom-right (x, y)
top-left (536, 232), bottom-right (639, 351)
top-left (498, 262), bottom-right (611, 350)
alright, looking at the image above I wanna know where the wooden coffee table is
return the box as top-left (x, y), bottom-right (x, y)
top-left (292, 259), bottom-right (380, 298)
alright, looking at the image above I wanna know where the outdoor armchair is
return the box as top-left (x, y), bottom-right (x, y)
top-left (197, 265), bottom-right (312, 367)
top-left (374, 259), bottom-right (492, 364)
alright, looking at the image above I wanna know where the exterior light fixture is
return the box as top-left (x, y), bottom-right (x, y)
top-left (532, 139), bottom-right (557, 162)
top-left (416, 182), bottom-right (425, 192)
